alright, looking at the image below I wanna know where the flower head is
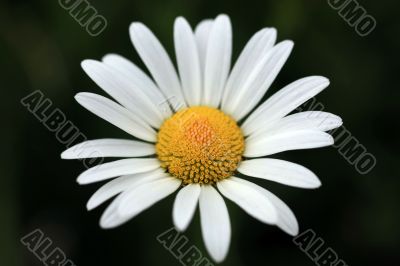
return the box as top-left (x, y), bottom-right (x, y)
top-left (62, 14), bottom-right (342, 262)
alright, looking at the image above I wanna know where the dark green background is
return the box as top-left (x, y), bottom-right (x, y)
top-left (1, 0), bottom-right (399, 265)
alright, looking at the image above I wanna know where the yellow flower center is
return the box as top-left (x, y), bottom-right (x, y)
top-left (156, 106), bottom-right (245, 185)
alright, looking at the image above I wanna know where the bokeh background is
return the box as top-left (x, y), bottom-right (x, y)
top-left (1, 0), bottom-right (399, 265)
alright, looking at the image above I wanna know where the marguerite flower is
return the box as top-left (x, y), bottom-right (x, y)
top-left (62, 14), bottom-right (342, 262)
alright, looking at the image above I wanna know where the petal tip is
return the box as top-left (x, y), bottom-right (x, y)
top-left (210, 252), bottom-right (228, 264)
top-left (74, 94), bottom-right (84, 104)
top-left (216, 14), bottom-right (230, 20)
top-left (74, 92), bottom-right (97, 105)
top-left (99, 220), bottom-right (111, 229)
top-left (81, 59), bottom-right (97, 70)
top-left (315, 76), bottom-right (330, 86)
top-left (86, 202), bottom-right (94, 211)
top-left (175, 16), bottom-right (186, 24)
top-left (281, 40), bottom-right (294, 50)
top-left (286, 226), bottom-right (300, 236)
top-left (174, 224), bottom-right (186, 233)
top-left (312, 179), bottom-right (322, 189)
top-left (129, 21), bottom-right (144, 33)
top-left (101, 53), bottom-right (118, 62)
top-left (60, 150), bottom-right (69, 159)
top-left (77, 176), bottom-right (88, 185)
top-left (86, 198), bottom-right (99, 211)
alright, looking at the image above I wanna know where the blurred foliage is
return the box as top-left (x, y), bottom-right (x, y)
top-left (1, 0), bottom-right (399, 265)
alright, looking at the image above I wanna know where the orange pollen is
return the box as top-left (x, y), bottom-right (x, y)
top-left (156, 106), bottom-right (245, 185)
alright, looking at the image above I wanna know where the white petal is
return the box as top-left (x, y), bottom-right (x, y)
top-left (280, 111), bottom-right (343, 132)
top-left (118, 177), bottom-right (181, 219)
top-left (87, 168), bottom-right (166, 210)
top-left (100, 196), bottom-right (129, 229)
top-left (129, 22), bottom-right (187, 111)
top-left (100, 194), bottom-right (144, 229)
top-left (231, 41), bottom-right (294, 120)
top-left (244, 129), bottom-right (334, 157)
top-left (232, 177), bottom-right (298, 235)
top-left (99, 173), bottom-right (173, 229)
top-left (102, 54), bottom-right (173, 118)
top-left (217, 178), bottom-right (278, 224)
top-left (173, 184), bottom-right (201, 231)
top-left (199, 185), bottom-right (231, 263)
top-left (174, 17), bottom-right (202, 106)
top-left (77, 158), bottom-right (160, 184)
top-left (238, 159), bottom-right (321, 188)
top-left (203, 14), bottom-right (232, 107)
top-left (242, 76), bottom-right (330, 135)
top-left (221, 28), bottom-right (277, 114)
top-left (81, 60), bottom-right (164, 128)
top-left (195, 19), bottom-right (213, 71)
top-left (75, 93), bottom-right (156, 142)
top-left (247, 111), bottom-right (343, 141)
top-left (61, 139), bottom-right (155, 159)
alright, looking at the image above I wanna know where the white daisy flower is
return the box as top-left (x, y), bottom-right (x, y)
top-left (62, 14), bottom-right (342, 262)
